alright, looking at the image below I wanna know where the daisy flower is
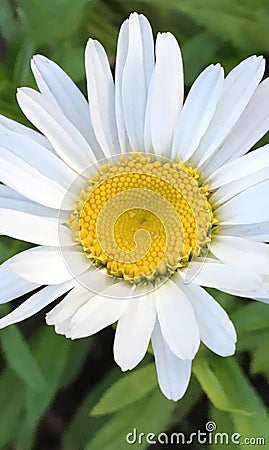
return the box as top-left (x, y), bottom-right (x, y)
top-left (0, 12), bottom-right (269, 401)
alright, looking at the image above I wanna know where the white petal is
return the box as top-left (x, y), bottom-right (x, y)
top-left (31, 54), bottom-right (104, 159)
top-left (121, 13), bottom-right (154, 151)
top-left (254, 283), bottom-right (269, 304)
top-left (220, 222), bottom-right (269, 242)
top-left (172, 64), bottom-right (224, 160)
top-left (192, 55), bottom-right (265, 166)
top-left (114, 290), bottom-right (156, 370)
top-left (203, 78), bottom-right (269, 174)
top-left (208, 144), bottom-right (269, 189)
top-left (46, 285), bottom-right (93, 327)
top-left (46, 269), bottom-right (113, 325)
top-left (0, 209), bottom-right (74, 246)
top-left (0, 122), bottom-right (78, 190)
top-left (151, 320), bottom-right (192, 401)
top-left (183, 261), bottom-right (262, 295)
top-left (210, 236), bottom-right (269, 275)
top-left (217, 179), bottom-right (269, 224)
top-left (146, 32), bottom-right (183, 155)
top-left (212, 167), bottom-right (269, 205)
top-left (138, 14), bottom-right (155, 87)
top-left (0, 185), bottom-right (69, 222)
top-left (54, 318), bottom-right (73, 335)
top-left (115, 19), bottom-right (131, 153)
top-left (85, 39), bottom-right (120, 157)
top-left (17, 88), bottom-right (97, 173)
top-left (9, 246), bottom-right (89, 284)
top-left (0, 146), bottom-right (72, 210)
top-left (0, 281), bottom-right (74, 328)
top-left (0, 258), bottom-right (39, 304)
top-left (155, 280), bottom-right (200, 360)
top-left (66, 283), bottom-right (132, 339)
top-left (240, 289), bottom-right (269, 301)
top-left (143, 69), bottom-right (155, 153)
top-left (179, 282), bottom-right (236, 356)
top-left (255, 298), bottom-right (269, 305)
top-left (0, 113), bottom-right (53, 152)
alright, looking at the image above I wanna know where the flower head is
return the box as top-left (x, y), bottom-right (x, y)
top-left (0, 12), bottom-right (269, 400)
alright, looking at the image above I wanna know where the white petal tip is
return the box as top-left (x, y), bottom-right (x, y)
top-left (16, 87), bottom-right (29, 98)
top-left (31, 54), bottom-right (47, 71)
top-left (167, 393), bottom-right (184, 402)
top-left (32, 54), bottom-right (44, 61)
top-left (119, 365), bottom-right (131, 372)
top-left (177, 343), bottom-right (200, 361)
top-left (85, 38), bottom-right (94, 51)
top-left (64, 331), bottom-right (73, 338)
top-left (218, 348), bottom-right (236, 358)
top-left (129, 12), bottom-right (139, 20)
top-left (226, 347), bottom-right (236, 357)
top-left (117, 360), bottom-right (137, 372)
top-left (208, 341), bottom-right (237, 357)
top-left (161, 383), bottom-right (189, 402)
top-left (45, 315), bottom-right (54, 326)
top-left (156, 31), bottom-right (177, 43)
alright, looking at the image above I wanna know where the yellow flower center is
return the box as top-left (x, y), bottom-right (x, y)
top-left (68, 152), bottom-right (217, 283)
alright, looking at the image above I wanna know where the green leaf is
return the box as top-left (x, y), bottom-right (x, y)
top-left (13, 38), bottom-right (35, 85)
top-left (15, 327), bottom-right (71, 447)
top-left (0, 236), bottom-right (33, 264)
top-left (0, 0), bottom-right (18, 41)
top-left (160, 0), bottom-right (269, 52)
top-left (88, 379), bottom-right (204, 449)
top-left (53, 45), bottom-right (85, 85)
top-left (60, 337), bottom-right (91, 388)
top-left (86, 388), bottom-right (175, 450)
top-left (237, 331), bottom-right (269, 353)
top-left (0, 324), bottom-right (81, 449)
top-left (231, 403), bottom-right (269, 448)
top-left (0, 369), bottom-right (24, 449)
top-left (17, 0), bottom-right (90, 49)
top-left (91, 363), bottom-right (157, 416)
top-left (231, 302), bottom-right (269, 335)
top-left (171, 377), bottom-right (204, 424)
top-left (209, 399), bottom-right (269, 449)
top-left (63, 368), bottom-right (121, 450)
top-left (193, 356), bottom-right (248, 414)
top-left (0, 325), bottom-right (48, 393)
top-left (209, 407), bottom-right (238, 450)
top-left (193, 355), bottom-right (268, 419)
top-left (251, 338), bottom-right (269, 377)
top-left (206, 289), bottom-right (238, 312)
top-left (182, 33), bottom-right (218, 86)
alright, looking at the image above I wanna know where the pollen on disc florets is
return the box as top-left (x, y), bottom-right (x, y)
top-left (67, 152), bottom-right (218, 283)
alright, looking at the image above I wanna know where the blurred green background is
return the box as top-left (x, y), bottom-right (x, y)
top-left (0, 0), bottom-right (269, 449)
